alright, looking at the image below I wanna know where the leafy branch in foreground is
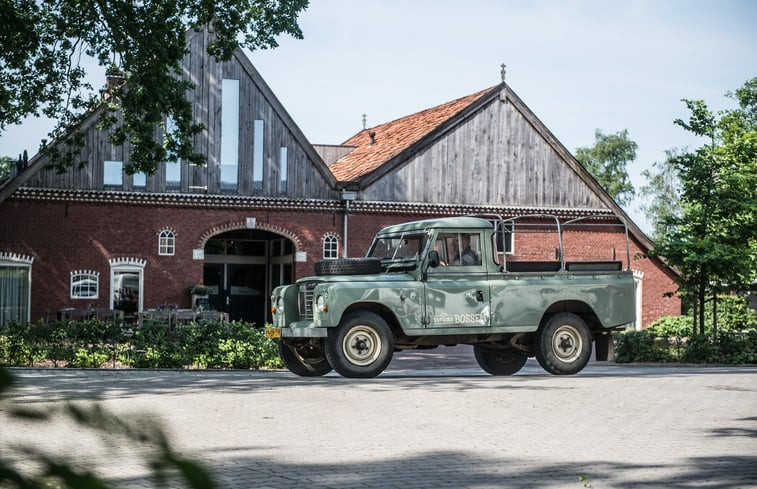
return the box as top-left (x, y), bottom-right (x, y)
top-left (0, 0), bottom-right (309, 175)
top-left (0, 367), bottom-right (216, 488)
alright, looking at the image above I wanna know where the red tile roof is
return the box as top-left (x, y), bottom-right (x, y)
top-left (329, 87), bottom-right (496, 181)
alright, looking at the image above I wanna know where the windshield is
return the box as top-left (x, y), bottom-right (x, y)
top-left (368, 233), bottom-right (427, 264)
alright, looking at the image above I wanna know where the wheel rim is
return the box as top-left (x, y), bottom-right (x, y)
top-left (342, 325), bottom-right (382, 366)
top-left (552, 324), bottom-right (582, 363)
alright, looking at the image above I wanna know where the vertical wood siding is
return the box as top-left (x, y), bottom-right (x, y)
top-left (25, 28), bottom-right (335, 200)
top-left (359, 98), bottom-right (606, 209)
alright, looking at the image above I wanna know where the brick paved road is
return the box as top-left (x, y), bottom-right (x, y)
top-left (2, 351), bottom-right (756, 488)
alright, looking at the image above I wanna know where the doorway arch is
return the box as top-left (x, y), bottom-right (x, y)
top-left (201, 227), bottom-right (296, 326)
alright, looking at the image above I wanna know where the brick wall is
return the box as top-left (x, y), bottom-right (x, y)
top-left (1, 199), bottom-right (679, 326)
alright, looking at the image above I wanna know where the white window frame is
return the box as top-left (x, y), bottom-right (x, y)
top-left (158, 229), bottom-right (176, 256)
top-left (109, 258), bottom-right (146, 314)
top-left (323, 235), bottom-right (339, 260)
top-left (0, 252), bottom-right (33, 324)
top-left (70, 270), bottom-right (99, 299)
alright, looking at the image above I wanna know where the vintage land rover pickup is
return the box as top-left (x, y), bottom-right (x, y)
top-left (266, 215), bottom-right (635, 378)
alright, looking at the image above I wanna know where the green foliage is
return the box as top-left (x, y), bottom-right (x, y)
top-left (613, 331), bottom-right (675, 363)
top-left (680, 332), bottom-right (757, 364)
top-left (646, 315), bottom-right (694, 338)
top-left (649, 78), bottom-right (757, 333)
top-left (0, 367), bottom-right (217, 488)
top-left (575, 129), bottom-right (637, 206)
top-left (707, 295), bottom-right (757, 332)
top-left (0, 319), bottom-right (283, 369)
top-left (615, 307), bottom-right (757, 364)
top-left (0, 155), bottom-right (12, 182)
top-left (0, 0), bottom-right (309, 174)
top-left (639, 149), bottom-right (683, 241)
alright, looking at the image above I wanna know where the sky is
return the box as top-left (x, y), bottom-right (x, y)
top-left (1, 0), bottom-right (756, 233)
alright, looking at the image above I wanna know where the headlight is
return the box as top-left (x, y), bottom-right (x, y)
top-left (316, 295), bottom-right (328, 313)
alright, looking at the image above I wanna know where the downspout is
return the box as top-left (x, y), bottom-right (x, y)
top-left (341, 189), bottom-right (357, 258)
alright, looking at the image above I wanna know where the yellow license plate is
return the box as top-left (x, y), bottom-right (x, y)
top-left (265, 328), bottom-right (282, 339)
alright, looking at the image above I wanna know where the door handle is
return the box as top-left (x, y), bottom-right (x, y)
top-left (476, 291), bottom-right (484, 302)
top-left (226, 296), bottom-right (230, 306)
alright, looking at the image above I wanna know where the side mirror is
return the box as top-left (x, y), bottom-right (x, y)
top-left (427, 250), bottom-right (441, 268)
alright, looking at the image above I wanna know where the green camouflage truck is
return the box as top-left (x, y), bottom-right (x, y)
top-left (266, 215), bottom-right (635, 378)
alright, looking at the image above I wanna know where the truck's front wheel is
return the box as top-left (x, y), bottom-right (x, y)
top-left (279, 339), bottom-right (332, 377)
top-left (325, 311), bottom-right (394, 378)
top-left (535, 313), bottom-right (592, 375)
top-left (473, 345), bottom-right (528, 375)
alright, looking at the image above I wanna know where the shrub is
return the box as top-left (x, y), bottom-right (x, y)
top-left (646, 316), bottom-right (694, 338)
top-left (613, 331), bottom-right (674, 363)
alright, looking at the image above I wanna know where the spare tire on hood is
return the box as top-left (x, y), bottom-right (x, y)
top-left (314, 258), bottom-right (382, 276)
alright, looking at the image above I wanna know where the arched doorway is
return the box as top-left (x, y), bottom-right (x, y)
top-left (203, 229), bottom-right (294, 325)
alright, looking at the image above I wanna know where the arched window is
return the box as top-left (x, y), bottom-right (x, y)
top-left (323, 235), bottom-right (339, 260)
top-left (70, 270), bottom-right (99, 299)
top-left (158, 229), bottom-right (176, 256)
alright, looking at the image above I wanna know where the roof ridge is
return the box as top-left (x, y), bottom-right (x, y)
top-left (356, 85), bottom-right (497, 136)
top-left (330, 85), bottom-right (497, 181)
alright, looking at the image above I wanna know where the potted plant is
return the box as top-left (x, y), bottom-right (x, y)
top-left (188, 285), bottom-right (211, 311)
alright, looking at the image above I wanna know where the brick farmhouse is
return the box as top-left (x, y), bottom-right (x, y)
top-left (0, 28), bottom-right (680, 327)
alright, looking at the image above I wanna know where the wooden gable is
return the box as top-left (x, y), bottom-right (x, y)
top-left (332, 85), bottom-right (613, 211)
top-left (16, 28), bottom-right (336, 200)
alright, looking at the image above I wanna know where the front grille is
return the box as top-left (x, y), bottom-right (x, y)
top-left (298, 281), bottom-right (317, 320)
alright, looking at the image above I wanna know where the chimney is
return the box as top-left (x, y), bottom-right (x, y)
top-left (105, 65), bottom-right (125, 92)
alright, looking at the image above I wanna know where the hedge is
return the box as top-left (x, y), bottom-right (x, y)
top-left (0, 319), bottom-right (283, 369)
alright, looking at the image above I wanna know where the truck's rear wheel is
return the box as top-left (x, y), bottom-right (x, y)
top-left (325, 311), bottom-right (394, 378)
top-left (473, 345), bottom-right (528, 375)
top-left (279, 339), bottom-right (332, 377)
top-left (535, 313), bottom-right (592, 375)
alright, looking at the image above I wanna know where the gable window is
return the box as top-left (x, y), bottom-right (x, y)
top-left (279, 146), bottom-right (288, 194)
top-left (0, 253), bottom-right (33, 325)
top-left (253, 119), bottom-right (264, 192)
top-left (110, 258), bottom-right (146, 318)
top-left (158, 229), bottom-right (176, 256)
top-left (70, 270), bottom-right (99, 299)
top-left (104, 160), bottom-right (123, 188)
top-left (133, 171), bottom-right (146, 189)
top-left (220, 79), bottom-right (240, 191)
top-left (165, 115), bottom-right (181, 190)
top-left (323, 235), bottom-right (339, 260)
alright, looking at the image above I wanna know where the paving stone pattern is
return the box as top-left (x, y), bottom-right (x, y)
top-left (2, 351), bottom-right (756, 489)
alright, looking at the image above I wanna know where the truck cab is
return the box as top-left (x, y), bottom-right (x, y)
top-left (267, 215), bottom-right (635, 378)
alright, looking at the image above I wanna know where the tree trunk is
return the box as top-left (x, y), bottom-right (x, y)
top-left (692, 295), bottom-right (699, 336)
top-left (698, 287), bottom-right (706, 335)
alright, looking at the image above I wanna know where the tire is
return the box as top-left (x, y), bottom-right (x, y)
top-left (325, 311), bottom-right (394, 378)
top-left (314, 258), bottom-right (382, 276)
top-left (534, 313), bottom-right (592, 375)
top-left (473, 345), bottom-right (528, 375)
top-left (279, 340), bottom-right (332, 377)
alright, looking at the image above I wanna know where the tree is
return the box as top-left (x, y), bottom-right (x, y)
top-left (0, 156), bottom-right (12, 183)
top-left (650, 78), bottom-right (757, 334)
top-left (575, 129), bottom-right (637, 206)
top-left (639, 149), bottom-right (683, 241)
top-left (0, 0), bottom-right (309, 175)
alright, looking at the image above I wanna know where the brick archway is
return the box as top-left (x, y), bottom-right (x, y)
top-left (197, 220), bottom-right (303, 252)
